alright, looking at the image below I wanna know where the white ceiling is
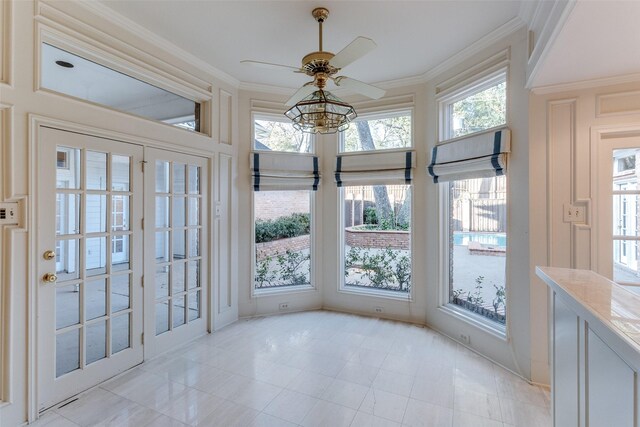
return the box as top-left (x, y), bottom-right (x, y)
top-left (101, 0), bottom-right (524, 89)
top-left (530, 1), bottom-right (640, 88)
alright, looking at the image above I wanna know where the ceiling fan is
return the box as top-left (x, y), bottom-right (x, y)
top-left (241, 7), bottom-right (386, 108)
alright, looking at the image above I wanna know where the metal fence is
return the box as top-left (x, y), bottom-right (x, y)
top-left (343, 185), bottom-right (410, 227)
top-left (451, 177), bottom-right (506, 233)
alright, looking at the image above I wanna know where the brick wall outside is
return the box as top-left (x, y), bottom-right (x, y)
top-left (256, 234), bottom-right (310, 260)
top-left (345, 227), bottom-right (410, 250)
top-left (255, 190), bottom-right (309, 220)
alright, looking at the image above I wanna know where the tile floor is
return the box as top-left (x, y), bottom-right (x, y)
top-left (32, 311), bottom-right (551, 427)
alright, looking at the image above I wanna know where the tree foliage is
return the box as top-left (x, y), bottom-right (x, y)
top-left (255, 119), bottom-right (311, 152)
top-left (342, 114), bottom-right (411, 152)
top-left (452, 82), bottom-right (506, 138)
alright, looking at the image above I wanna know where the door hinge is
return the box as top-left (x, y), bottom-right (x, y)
top-left (141, 218), bottom-right (144, 230)
top-left (141, 333), bottom-right (144, 345)
top-left (140, 160), bottom-right (147, 172)
top-left (141, 275), bottom-right (144, 288)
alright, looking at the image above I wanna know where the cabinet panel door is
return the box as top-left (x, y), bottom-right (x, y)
top-left (554, 294), bottom-right (579, 427)
top-left (587, 328), bottom-right (635, 427)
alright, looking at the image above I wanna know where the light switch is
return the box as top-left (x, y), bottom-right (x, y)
top-left (563, 203), bottom-right (586, 223)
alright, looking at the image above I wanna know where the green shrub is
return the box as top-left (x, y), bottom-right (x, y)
top-left (255, 213), bottom-right (310, 243)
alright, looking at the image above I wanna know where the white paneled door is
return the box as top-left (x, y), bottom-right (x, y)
top-left (37, 127), bottom-right (144, 410)
top-left (144, 148), bottom-right (208, 358)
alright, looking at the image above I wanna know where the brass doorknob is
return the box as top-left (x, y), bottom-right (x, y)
top-left (43, 250), bottom-right (56, 260)
top-left (43, 273), bottom-right (57, 283)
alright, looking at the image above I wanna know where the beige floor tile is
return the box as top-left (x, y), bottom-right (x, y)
top-left (286, 370), bottom-right (334, 398)
top-left (336, 361), bottom-right (380, 387)
top-left (246, 413), bottom-right (298, 427)
top-left (372, 369), bottom-right (414, 397)
top-left (453, 386), bottom-right (502, 422)
top-left (353, 411), bottom-right (402, 426)
top-left (402, 398), bottom-right (453, 427)
top-left (359, 388), bottom-right (408, 423)
top-left (143, 414), bottom-right (189, 427)
top-left (262, 389), bottom-right (319, 424)
top-left (159, 387), bottom-right (224, 425)
top-left (228, 379), bottom-right (283, 411)
top-left (30, 412), bottom-right (79, 427)
top-left (196, 400), bottom-right (259, 427)
top-left (452, 410), bottom-right (503, 427)
top-left (348, 347), bottom-right (388, 368)
top-left (300, 400), bottom-right (356, 427)
top-left (321, 378), bottom-right (369, 409)
top-left (500, 396), bottom-right (552, 427)
top-left (411, 375), bottom-right (455, 408)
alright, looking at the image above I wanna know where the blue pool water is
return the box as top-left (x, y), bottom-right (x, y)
top-left (453, 232), bottom-right (507, 248)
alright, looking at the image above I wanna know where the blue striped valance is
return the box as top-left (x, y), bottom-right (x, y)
top-left (251, 152), bottom-right (320, 191)
top-left (427, 128), bottom-right (510, 183)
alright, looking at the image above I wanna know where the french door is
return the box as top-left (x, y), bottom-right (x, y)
top-left (143, 148), bottom-right (209, 357)
top-left (597, 136), bottom-right (640, 285)
top-left (37, 127), bottom-right (144, 410)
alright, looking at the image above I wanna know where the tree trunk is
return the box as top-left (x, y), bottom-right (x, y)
top-left (356, 122), bottom-right (392, 221)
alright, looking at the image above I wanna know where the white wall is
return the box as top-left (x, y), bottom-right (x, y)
top-left (0, 1), bottom-right (238, 424)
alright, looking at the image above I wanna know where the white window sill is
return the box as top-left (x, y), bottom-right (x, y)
top-left (253, 284), bottom-right (315, 298)
top-left (339, 286), bottom-right (413, 302)
top-left (438, 303), bottom-right (507, 341)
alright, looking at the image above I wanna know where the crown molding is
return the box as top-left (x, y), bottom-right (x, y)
top-left (531, 72), bottom-right (640, 96)
top-left (420, 17), bottom-right (525, 82)
top-left (71, 0), bottom-right (240, 88)
top-left (525, 0), bottom-right (576, 88)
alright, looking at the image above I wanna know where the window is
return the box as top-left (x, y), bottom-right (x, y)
top-left (254, 115), bottom-right (312, 153)
top-left (447, 177), bottom-right (507, 324)
top-left (342, 184), bottom-right (411, 295)
top-left (612, 149), bottom-right (640, 284)
top-left (41, 43), bottom-right (203, 132)
top-left (335, 109), bottom-right (414, 297)
top-left (340, 110), bottom-right (412, 153)
top-left (254, 190), bottom-right (312, 290)
top-left (437, 68), bottom-right (509, 327)
top-left (441, 71), bottom-right (506, 140)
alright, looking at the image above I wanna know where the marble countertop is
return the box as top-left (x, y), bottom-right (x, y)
top-left (536, 266), bottom-right (640, 353)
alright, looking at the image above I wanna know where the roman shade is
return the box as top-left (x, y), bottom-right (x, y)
top-left (427, 128), bottom-right (510, 183)
top-left (334, 151), bottom-right (415, 187)
top-left (251, 152), bottom-right (320, 191)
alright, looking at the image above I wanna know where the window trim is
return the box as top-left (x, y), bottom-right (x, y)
top-left (251, 189), bottom-right (317, 297)
top-left (338, 184), bottom-right (414, 301)
top-left (438, 67), bottom-right (508, 142)
top-left (252, 112), bottom-right (315, 154)
top-left (338, 108), bottom-right (414, 154)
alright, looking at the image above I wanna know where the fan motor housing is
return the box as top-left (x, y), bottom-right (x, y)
top-left (301, 51), bottom-right (338, 77)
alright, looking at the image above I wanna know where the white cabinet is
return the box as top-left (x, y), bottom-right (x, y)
top-left (539, 267), bottom-right (640, 427)
top-left (587, 328), bottom-right (635, 427)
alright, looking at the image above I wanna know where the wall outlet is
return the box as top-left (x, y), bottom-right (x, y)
top-left (374, 306), bottom-right (384, 313)
top-left (459, 333), bottom-right (471, 345)
top-left (563, 203), bottom-right (586, 223)
top-left (279, 302), bottom-right (289, 311)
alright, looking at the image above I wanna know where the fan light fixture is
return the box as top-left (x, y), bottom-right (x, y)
top-left (242, 6), bottom-right (385, 134)
top-left (285, 89), bottom-right (356, 134)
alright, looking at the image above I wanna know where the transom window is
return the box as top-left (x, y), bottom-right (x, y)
top-left (340, 110), bottom-right (412, 153)
top-left (440, 71), bottom-right (506, 140)
top-left (254, 114), bottom-right (312, 153)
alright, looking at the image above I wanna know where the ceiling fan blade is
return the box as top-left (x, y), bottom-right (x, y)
top-left (334, 77), bottom-right (385, 99)
top-left (330, 37), bottom-right (377, 69)
top-left (241, 60), bottom-right (302, 73)
top-left (285, 85), bottom-right (317, 107)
